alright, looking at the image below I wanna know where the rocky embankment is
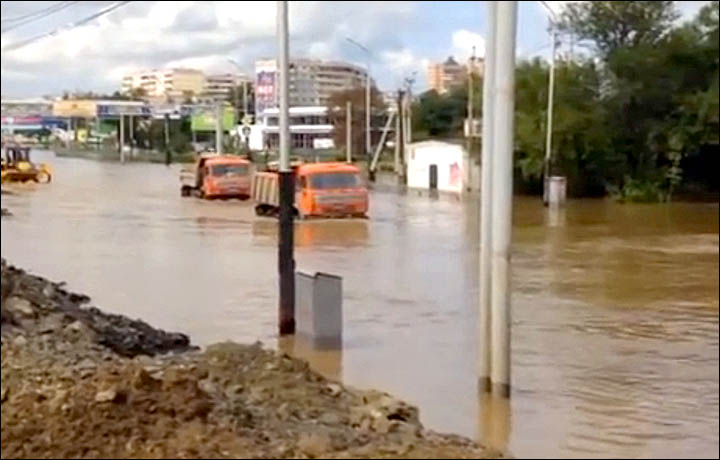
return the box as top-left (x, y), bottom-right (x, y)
top-left (1, 259), bottom-right (503, 459)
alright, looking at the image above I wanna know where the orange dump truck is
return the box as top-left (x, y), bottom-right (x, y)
top-left (252, 162), bottom-right (368, 219)
top-left (180, 154), bottom-right (252, 199)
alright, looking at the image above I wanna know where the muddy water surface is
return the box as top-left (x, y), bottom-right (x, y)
top-left (2, 151), bottom-right (717, 458)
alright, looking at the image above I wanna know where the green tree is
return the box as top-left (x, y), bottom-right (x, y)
top-left (559, 1), bottom-right (679, 58)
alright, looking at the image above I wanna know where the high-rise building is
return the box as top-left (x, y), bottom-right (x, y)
top-left (254, 58), bottom-right (369, 114)
top-left (427, 56), bottom-right (483, 94)
top-left (121, 68), bottom-right (206, 101)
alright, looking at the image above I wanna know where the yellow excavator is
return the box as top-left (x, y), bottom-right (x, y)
top-left (1, 144), bottom-right (52, 184)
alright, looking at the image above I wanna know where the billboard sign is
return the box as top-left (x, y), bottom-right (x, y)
top-left (255, 59), bottom-right (277, 115)
top-left (52, 100), bottom-right (97, 118)
top-left (97, 103), bottom-right (150, 117)
top-left (190, 106), bottom-right (236, 132)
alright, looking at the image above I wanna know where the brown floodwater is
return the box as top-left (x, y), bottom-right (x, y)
top-left (2, 150), bottom-right (718, 458)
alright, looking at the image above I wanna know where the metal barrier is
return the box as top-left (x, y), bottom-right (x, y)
top-left (295, 271), bottom-right (343, 349)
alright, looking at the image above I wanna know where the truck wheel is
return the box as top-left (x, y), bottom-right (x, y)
top-left (181, 186), bottom-right (191, 197)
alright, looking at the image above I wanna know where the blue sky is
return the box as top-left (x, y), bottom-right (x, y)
top-left (0, 1), bottom-right (711, 98)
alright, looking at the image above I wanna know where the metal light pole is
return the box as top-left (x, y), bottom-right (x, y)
top-left (539, 0), bottom-right (558, 205)
top-left (345, 37), bottom-right (372, 157)
top-left (228, 59), bottom-right (249, 119)
top-left (277, 0), bottom-right (295, 336)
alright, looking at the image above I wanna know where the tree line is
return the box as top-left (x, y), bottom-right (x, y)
top-left (412, 1), bottom-right (718, 201)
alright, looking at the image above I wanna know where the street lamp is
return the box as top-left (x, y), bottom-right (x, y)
top-left (227, 58), bottom-right (249, 119)
top-left (345, 37), bottom-right (372, 158)
top-left (539, 0), bottom-right (558, 205)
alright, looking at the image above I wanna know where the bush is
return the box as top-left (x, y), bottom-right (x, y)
top-left (611, 177), bottom-right (666, 203)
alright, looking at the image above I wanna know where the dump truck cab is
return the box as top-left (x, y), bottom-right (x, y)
top-left (295, 162), bottom-right (368, 218)
top-left (181, 154), bottom-right (252, 199)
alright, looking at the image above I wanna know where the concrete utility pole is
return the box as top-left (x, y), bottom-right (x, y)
top-left (489, 0), bottom-right (517, 398)
top-left (394, 90), bottom-right (402, 175)
top-left (164, 113), bottom-right (171, 166)
top-left (215, 102), bottom-right (223, 155)
top-left (227, 59), bottom-right (248, 122)
top-left (346, 101), bottom-right (352, 163)
top-left (369, 111), bottom-right (395, 174)
top-left (478, 0), bottom-right (497, 393)
top-left (540, 0), bottom-right (558, 205)
top-left (277, 0), bottom-right (295, 336)
top-left (466, 46), bottom-right (477, 192)
top-left (128, 115), bottom-right (134, 158)
top-left (397, 89), bottom-right (406, 182)
top-left (345, 37), bottom-right (372, 158)
top-left (119, 114), bottom-right (125, 163)
top-left (243, 80), bottom-right (249, 117)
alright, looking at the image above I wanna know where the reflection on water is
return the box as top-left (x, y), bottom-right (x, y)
top-left (278, 335), bottom-right (343, 381)
top-left (252, 218), bottom-right (370, 248)
top-left (478, 393), bottom-right (512, 454)
top-left (1, 151), bottom-right (718, 458)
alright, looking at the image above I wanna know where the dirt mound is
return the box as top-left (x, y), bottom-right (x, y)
top-left (1, 259), bottom-right (194, 357)
top-left (1, 260), bottom-right (503, 459)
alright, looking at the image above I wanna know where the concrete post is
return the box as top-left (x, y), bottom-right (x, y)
top-left (394, 94), bottom-right (401, 175)
top-left (215, 103), bottom-right (223, 155)
top-left (489, 0), bottom-right (517, 398)
top-left (478, 0), bottom-right (497, 393)
top-left (119, 114), bottom-right (125, 163)
top-left (346, 101), bottom-right (352, 163)
top-left (543, 28), bottom-right (557, 206)
top-left (129, 115), bottom-right (134, 159)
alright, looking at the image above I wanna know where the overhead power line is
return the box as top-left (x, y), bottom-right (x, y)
top-left (2, 1), bottom-right (132, 52)
top-left (1, 1), bottom-right (71, 23)
top-left (1, 1), bottom-right (81, 34)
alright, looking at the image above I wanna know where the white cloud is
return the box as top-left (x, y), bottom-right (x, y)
top-left (1, 1), bottom-right (421, 96)
top-left (451, 29), bottom-right (486, 61)
top-left (379, 48), bottom-right (428, 90)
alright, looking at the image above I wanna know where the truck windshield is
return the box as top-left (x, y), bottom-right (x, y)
top-left (212, 164), bottom-right (248, 176)
top-left (309, 172), bottom-right (360, 189)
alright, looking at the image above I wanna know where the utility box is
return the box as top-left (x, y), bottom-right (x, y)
top-left (548, 176), bottom-right (567, 207)
top-left (295, 271), bottom-right (343, 349)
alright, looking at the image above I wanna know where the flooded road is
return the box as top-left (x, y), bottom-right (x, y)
top-left (2, 151), bottom-right (718, 458)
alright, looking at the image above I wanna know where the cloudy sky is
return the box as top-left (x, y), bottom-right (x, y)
top-left (0, 1), bottom-right (711, 98)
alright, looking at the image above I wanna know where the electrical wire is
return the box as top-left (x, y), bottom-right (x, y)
top-left (1, 1), bottom-right (81, 34)
top-left (2, 1), bottom-right (132, 52)
top-left (1, 1), bottom-right (71, 23)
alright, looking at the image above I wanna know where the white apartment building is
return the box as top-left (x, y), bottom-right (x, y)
top-left (202, 73), bottom-right (252, 102)
top-left (254, 58), bottom-right (369, 114)
top-left (122, 68), bottom-right (206, 101)
top-left (248, 106), bottom-right (334, 152)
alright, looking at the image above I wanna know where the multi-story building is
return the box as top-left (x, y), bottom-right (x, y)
top-left (202, 73), bottom-right (252, 103)
top-left (249, 106), bottom-right (334, 153)
top-left (1, 98), bottom-right (54, 117)
top-left (122, 68), bottom-right (206, 101)
top-left (254, 58), bottom-right (369, 113)
top-left (427, 56), bottom-right (483, 94)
